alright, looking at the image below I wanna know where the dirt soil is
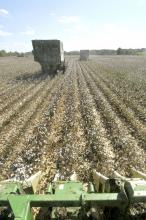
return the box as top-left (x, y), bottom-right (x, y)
top-left (0, 55), bottom-right (145, 219)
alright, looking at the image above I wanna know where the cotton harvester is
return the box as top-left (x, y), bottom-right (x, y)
top-left (0, 169), bottom-right (145, 219)
top-left (32, 40), bottom-right (65, 75)
top-left (80, 50), bottom-right (89, 61)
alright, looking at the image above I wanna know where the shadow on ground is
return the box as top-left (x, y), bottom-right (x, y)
top-left (9, 68), bottom-right (65, 85)
top-left (9, 71), bottom-right (51, 84)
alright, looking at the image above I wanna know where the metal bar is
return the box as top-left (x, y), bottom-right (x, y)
top-left (0, 193), bottom-right (128, 207)
top-left (93, 170), bottom-right (108, 183)
top-left (84, 193), bottom-right (127, 207)
top-left (30, 194), bottom-right (82, 207)
top-left (9, 196), bottom-right (34, 220)
top-left (2, 193), bottom-right (127, 207)
top-left (132, 169), bottom-right (146, 180)
top-left (93, 170), bottom-right (108, 192)
top-left (114, 171), bottom-right (129, 181)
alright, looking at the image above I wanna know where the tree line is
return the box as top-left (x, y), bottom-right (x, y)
top-left (0, 50), bottom-right (32, 57)
top-left (116, 48), bottom-right (146, 55)
top-left (0, 48), bottom-right (146, 57)
top-left (65, 48), bottom-right (146, 56)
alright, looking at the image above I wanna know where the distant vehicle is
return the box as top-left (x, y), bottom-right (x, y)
top-left (17, 53), bottom-right (25, 57)
top-left (32, 40), bottom-right (65, 75)
top-left (80, 50), bottom-right (89, 61)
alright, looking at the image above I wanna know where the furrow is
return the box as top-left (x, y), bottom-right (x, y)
top-left (87, 61), bottom-right (146, 124)
top-left (3, 65), bottom-right (72, 181)
top-left (84, 62), bottom-right (146, 149)
top-left (0, 83), bottom-right (37, 113)
top-left (0, 76), bottom-right (60, 165)
top-left (0, 80), bottom-right (47, 131)
top-left (77, 61), bottom-right (115, 177)
top-left (80, 61), bottom-right (145, 175)
top-left (0, 79), bottom-right (53, 155)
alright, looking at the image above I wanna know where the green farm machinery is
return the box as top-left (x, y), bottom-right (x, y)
top-left (0, 169), bottom-right (146, 219)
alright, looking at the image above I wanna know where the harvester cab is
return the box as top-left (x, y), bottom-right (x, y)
top-left (0, 169), bottom-right (146, 219)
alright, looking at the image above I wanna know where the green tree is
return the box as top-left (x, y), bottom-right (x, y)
top-left (117, 47), bottom-right (122, 55)
top-left (0, 50), bottom-right (6, 57)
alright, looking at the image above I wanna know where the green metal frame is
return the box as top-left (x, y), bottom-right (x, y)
top-left (0, 170), bottom-right (146, 220)
top-left (0, 181), bottom-right (127, 220)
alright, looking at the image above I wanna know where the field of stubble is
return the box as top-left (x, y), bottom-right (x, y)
top-left (0, 55), bottom-right (145, 191)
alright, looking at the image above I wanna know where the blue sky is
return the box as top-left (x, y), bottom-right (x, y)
top-left (0, 0), bottom-right (146, 52)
